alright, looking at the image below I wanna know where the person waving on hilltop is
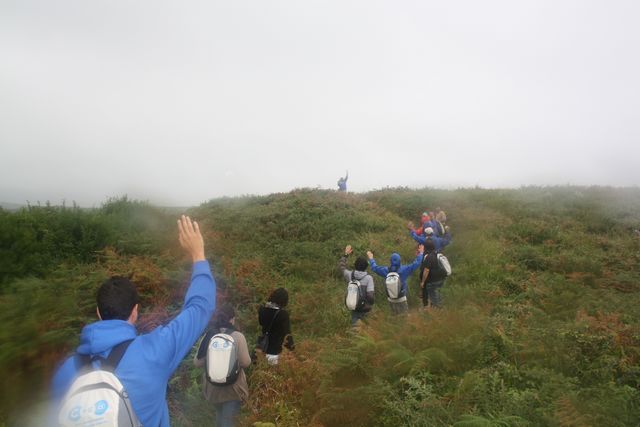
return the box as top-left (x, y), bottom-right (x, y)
top-left (337, 170), bottom-right (349, 192)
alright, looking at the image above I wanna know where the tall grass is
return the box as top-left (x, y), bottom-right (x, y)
top-left (2, 188), bottom-right (640, 426)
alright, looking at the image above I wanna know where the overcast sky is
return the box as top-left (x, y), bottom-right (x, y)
top-left (1, 0), bottom-right (639, 207)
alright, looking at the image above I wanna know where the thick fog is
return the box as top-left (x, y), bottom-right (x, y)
top-left (1, 0), bottom-right (639, 206)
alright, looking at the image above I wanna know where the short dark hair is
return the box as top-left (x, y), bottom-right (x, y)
top-left (268, 287), bottom-right (289, 307)
top-left (354, 256), bottom-right (368, 272)
top-left (213, 303), bottom-right (236, 328)
top-left (97, 276), bottom-right (139, 320)
top-left (424, 239), bottom-right (436, 252)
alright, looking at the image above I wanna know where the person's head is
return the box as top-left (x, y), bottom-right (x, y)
top-left (97, 276), bottom-right (139, 323)
top-left (421, 211), bottom-right (430, 222)
top-left (436, 211), bottom-right (446, 222)
top-left (213, 303), bottom-right (235, 328)
top-left (354, 256), bottom-right (368, 272)
top-left (424, 227), bottom-right (434, 236)
top-left (390, 253), bottom-right (401, 270)
top-left (424, 239), bottom-right (436, 252)
top-left (268, 287), bottom-right (289, 308)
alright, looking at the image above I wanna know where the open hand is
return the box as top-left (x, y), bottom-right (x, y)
top-left (178, 215), bottom-right (205, 262)
top-left (366, 250), bottom-right (374, 260)
top-left (344, 245), bottom-right (353, 256)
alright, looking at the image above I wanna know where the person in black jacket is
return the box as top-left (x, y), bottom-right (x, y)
top-left (419, 239), bottom-right (448, 308)
top-left (258, 288), bottom-right (294, 365)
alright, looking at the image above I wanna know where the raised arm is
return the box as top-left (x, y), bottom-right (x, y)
top-left (146, 216), bottom-right (216, 372)
top-left (338, 245), bottom-right (353, 280)
top-left (367, 250), bottom-right (388, 277)
top-left (409, 230), bottom-right (425, 245)
top-left (402, 246), bottom-right (424, 276)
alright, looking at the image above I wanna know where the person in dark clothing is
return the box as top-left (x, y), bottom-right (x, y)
top-left (420, 239), bottom-right (448, 308)
top-left (258, 288), bottom-right (294, 365)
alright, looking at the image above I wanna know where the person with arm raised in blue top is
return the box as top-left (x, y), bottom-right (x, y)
top-left (367, 245), bottom-right (424, 315)
top-left (337, 170), bottom-right (349, 192)
top-left (50, 215), bottom-right (216, 427)
top-left (407, 222), bottom-right (452, 252)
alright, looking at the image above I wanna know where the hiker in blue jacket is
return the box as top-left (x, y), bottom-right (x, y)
top-left (337, 170), bottom-right (348, 192)
top-left (367, 244), bottom-right (424, 314)
top-left (50, 215), bottom-right (216, 427)
top-left (408, 223), bottom-right (452, 251)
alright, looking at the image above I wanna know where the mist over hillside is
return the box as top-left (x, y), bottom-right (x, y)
top-left (1, 187), bottom-right (639, 426)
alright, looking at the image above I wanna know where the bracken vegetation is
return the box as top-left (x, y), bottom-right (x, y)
top-left (1, 187), bottom-right (639, 426)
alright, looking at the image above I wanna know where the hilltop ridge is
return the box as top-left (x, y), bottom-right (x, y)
top-left (1, 187), bottom-right (639, 426)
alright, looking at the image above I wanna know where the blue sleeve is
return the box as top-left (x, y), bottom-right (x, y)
top-left (410, 230), bottom-right (425, 244)
top-left (48, 356), bottom-right (77, 426)
top-left (50, 356), bottom-right (76, 403)
top-left (401, 253), bottom-right (423, 276)
top-left (369, 259), bottom-right (388, 277)
top-left (144, 260), bottom-right (216, 373)
top-left (440, 232), bottom-right (452, 247)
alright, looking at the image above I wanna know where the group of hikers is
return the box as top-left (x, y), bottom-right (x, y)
top-left (50, 216), bottom-right (296, 427)
top-left (339, 208), bottom-right (452, 325)
top-left (50, 207), bottom-right (452, 426)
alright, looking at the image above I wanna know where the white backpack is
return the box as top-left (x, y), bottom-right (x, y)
top-left (58, 340), bottom-right (141, 427)
top-left (345, 272), bottom-right (366, 311)
top-left (385, 272), bottom-right (403, 299)
top-left (437, 253), bottom-right (452, 276)
top-left (206, 330), bottom-right (240, 385)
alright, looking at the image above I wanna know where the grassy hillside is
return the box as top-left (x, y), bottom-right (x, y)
top-left (1, 188), bottom-right (639, 426)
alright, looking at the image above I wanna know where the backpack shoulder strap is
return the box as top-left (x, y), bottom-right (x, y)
top-left (102, 339), bottom-right (134, 372)
top-left (197, 329), bottom-right (215, 360)
top-left (74, 353), bottom-right (92, 372)
top-left (264, 309), bottom-right (280, 335)
top-left (219, 326), bottom-right (236, 334)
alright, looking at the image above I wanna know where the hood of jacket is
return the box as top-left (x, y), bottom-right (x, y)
top-left (352, 269), bottom-right (369, 280)
top-left (76, 319), bottom-right (138, 356)
top-left (390, 253), bottom-right (401, 271)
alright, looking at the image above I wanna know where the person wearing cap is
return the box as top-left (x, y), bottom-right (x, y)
top-left (408, 223), bottom-right (451, 251)
top-left (366, 245), bottom-right (424, 314)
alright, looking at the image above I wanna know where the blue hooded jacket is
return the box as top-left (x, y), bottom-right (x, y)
top-left (51, 260), bottom-right (216, 427)
top-left (369, 252), bottom-right (423, 297)
top-left (409, 230), bottom-right (452, 251)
